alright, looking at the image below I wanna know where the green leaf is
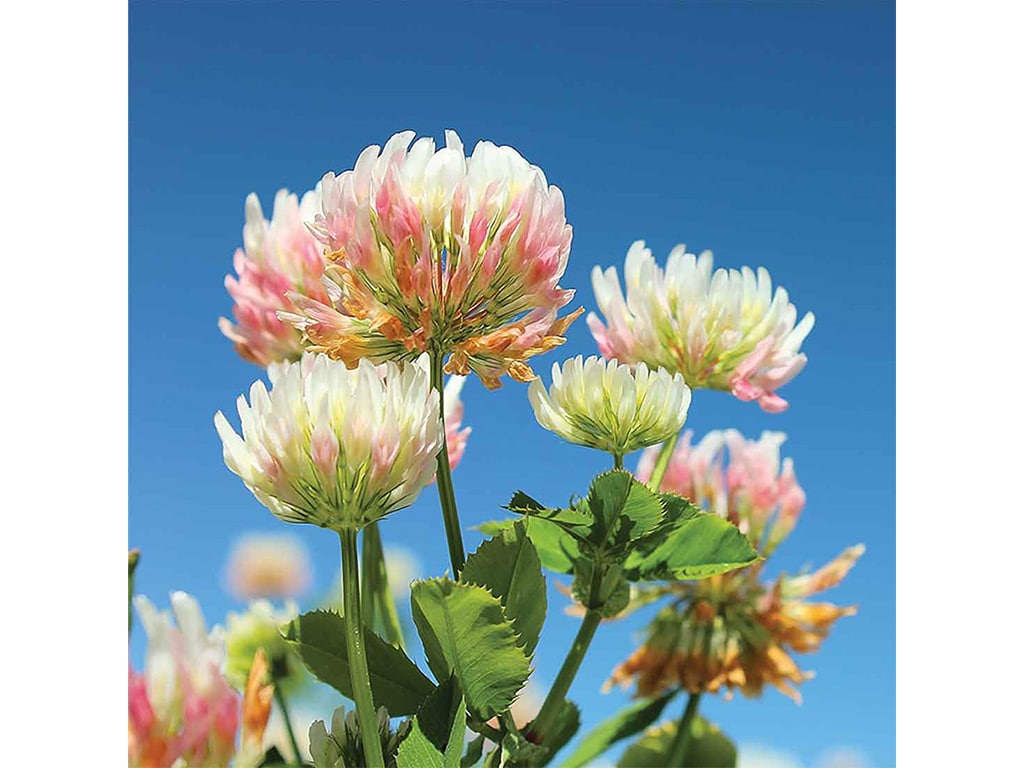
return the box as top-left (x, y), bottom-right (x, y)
top-left (623, 498), bottom-right (759, 581)
top-left (461, 521), bottom-right (547, 657)
top-left (534, 699), bottom-right (580, 766)
top-left (571, 560), bottom-right (630, 618)
top-left (479, 518), bottom-right (579, 574)
top-left (559, 691), bottom-right (678, 768)
top-left (412, 676), bottom-right (468, 768)
top-left (506, 490), bottom-right (594, 527)
top-left (587, 470), bottom-right (665, 548)
top-left (410, 578), bottom-right (531, 720)
top-left (460, 734), bottom-right (485, 768)
top-left (617, 716), bottom-right (737, 768)
top-left (284, 610), bottom-right (435, 717)
top-left (397, 720), bottom-right (445, 768)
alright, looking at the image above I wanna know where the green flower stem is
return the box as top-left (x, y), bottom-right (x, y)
top-left (665, 692), bottom-right (702, 768)
top-left (527, 609), bottom-right (603, 744)
top-left (613, 452), bottom-right (624, 470)
top-left (340, 528), bottom-right (387, 768)
top-left (273, 684), bottom-right (303, 763)
top-left (361, 521), bottom-right (405, 648)
top-left (646, 430), bottom-right (680, 491)
top-left (429, 349), bottom-right (467, 576)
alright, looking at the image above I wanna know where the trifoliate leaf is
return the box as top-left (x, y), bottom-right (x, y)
top-left (559, 691), bottom-right (678, 768)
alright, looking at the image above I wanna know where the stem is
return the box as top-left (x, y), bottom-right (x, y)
top-left (273, 685), bottom-right (303, 763)
top-left (429, 349), bottom-right (466, 576)
top-left (361, 521), bottom-right (405, 648)
top-left (340, 528), bottom-right (387, 768)
top-left (527, 609), bottom-right (603, 743)
top-left (646, 431), bottom-right (680, 491)
top-left (665, 692), bottom-right (702, 768)
top-left (613, 452), bottom-right (624, 470)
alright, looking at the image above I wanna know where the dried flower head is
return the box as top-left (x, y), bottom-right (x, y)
top-left (281, 130), bottom-right (582, 389)
top-left (608, 430), bottom-right (862, 703)
top-left (588, 241), bottom-right (814, 412)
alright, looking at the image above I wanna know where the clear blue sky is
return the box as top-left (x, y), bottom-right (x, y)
top-left (129, 2), bottom-right (894, 766)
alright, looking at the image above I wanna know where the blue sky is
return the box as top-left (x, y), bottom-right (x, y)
top-left (129, 2), bottom-right (894, 765)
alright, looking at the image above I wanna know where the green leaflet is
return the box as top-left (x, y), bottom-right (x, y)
top-left (397, 677), bottom-right (467, 768)
top-left (559, 691), bottom-right (678, 768)
top-left (461, 521), bottom-right (547, 657)
top-left (410, 578), bottom-right (531, 720)
top-left (617, 716), bottom-right (737, 768)
top-left (585, 470), bottom-right (665, 548)
top-left (533, 699), bottom-right (580, 767)
top-left (478, 518), bottom-right (579, 574)
top-left (284, 610), bottom-right (435, 717)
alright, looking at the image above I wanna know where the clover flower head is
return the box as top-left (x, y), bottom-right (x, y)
top-left (129, 592), bottom-right (240, 768)
top-left (220, 187), bottom-right (329, 367)
top-left (225, 533), bottom-right (313, 601)
top-left (215, 352), bottom-right (443, 531)
top-left (281, 130), bottom-right (582, 389)
top-left (612, 430), bottom-right (862, 704)
top-left (528, 355), bottom-right (691, 457)
top-left (588, 241), bottom-right (814, 412)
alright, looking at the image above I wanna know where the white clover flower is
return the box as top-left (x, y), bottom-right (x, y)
top-left (215, 352), bottom-right (443, 530)
top-left (588, 241), bottom-right (814, 413)
top-left (528, 355), bottom-right (691, 457)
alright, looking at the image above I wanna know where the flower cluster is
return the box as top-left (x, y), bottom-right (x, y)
top-left (215, 353), bottom-right (443, 531)
top-left (608, 430), bottom-right (862, 702)
top-left (129, 592), bottom-right (272, 768)
top-left (220, 189), bottom-right (329, 367)
top-left (281, 130), bottom-right (582, 388)
top-left (588, 241), bottom-right (814, 412)
top-left (528, 355), bottom-right (691, 458)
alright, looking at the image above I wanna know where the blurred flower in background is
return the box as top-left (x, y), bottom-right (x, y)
top-left (129, 592), bottom-right (240, 768)
top-left (225, 600), bottom-right (306, 694)
top-left (220, 188), bottom-right (329, 367)
top-left (283, 130), bottom-right (582, 388)
top-left (588, 240), bottom-right (814, 413)
top-left (225, 533), bottom-right (312, 601)
top-left (608, 430), bottom-right (863, 703)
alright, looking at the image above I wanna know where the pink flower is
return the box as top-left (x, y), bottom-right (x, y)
top-left (589, 241), bottom-right (814, 412)
top-left (224, 533), bottom-right (312, 601)
top-left (220, 188), bottom-right (330, 367)
top-left (129, 592), bottom-right (240, 768)
top-left (637, 429), bottom-right (806, 555)
top-left (282, 131), bottom-right (581, 389)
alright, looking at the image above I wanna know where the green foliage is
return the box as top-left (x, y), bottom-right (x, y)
top-left (461, 520), bottom-right (547, 657)
top-left (410, 578), bottom-right (531, 720)
top-left (395, 720), bottom-right (444, 768)
top-left (623, 493), bottom-right (759, 581)
top-left (571, 560), bottom-right (629, 618)
top-left (584, 470), bottom-right (665, 549)
top-left (285, 610), bottom-right (435, 717)
top-left (559, 691), bottom-right (678, 768)
top-left (478, 518), bottom-right (579, 574)
top-left (617, 717), bottom-right (737, 768)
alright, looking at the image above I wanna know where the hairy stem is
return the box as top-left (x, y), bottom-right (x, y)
top-left (340, 528), bottom-right (387, 768)
top-left (527, 609), bottom-right (603, 743)
top-left (429, 349), bottom-right (466, 576)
